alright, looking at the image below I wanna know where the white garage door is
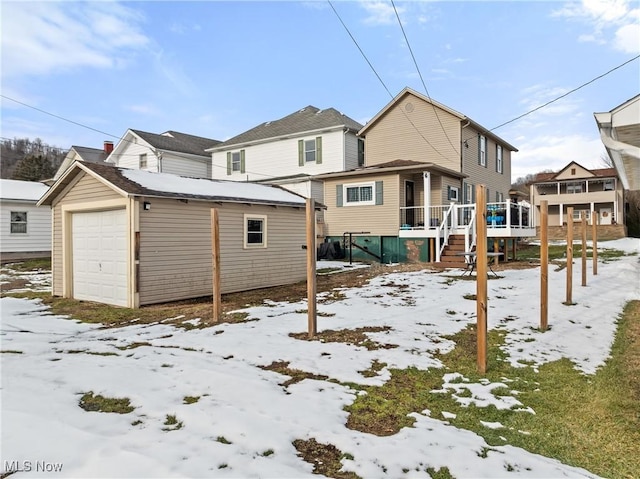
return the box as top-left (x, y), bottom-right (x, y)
top-left (72, 209), bottom-right (128, 306)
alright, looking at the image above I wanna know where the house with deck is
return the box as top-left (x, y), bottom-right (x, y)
top-left (529, 161), bottom-right (626, 239)
top-left (318, 87), bottom-right (535, 263)
top-left (107, 129), bottom-right (221, 178)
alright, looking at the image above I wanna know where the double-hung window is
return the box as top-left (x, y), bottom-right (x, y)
top-left (298, 137), bottom-right (322, 165)
top-left (603, 179), bottom-right (614, 191)
top-left (345, 182), bottom-right (374, 206)
top-left (567, 182), bottom-right (583, 194)
top-left (244, 214), bottom-right (267, 248)
top-left (496, 145), bottom-right (503, 173)
top-left (10, 211), bottom-right (27, 234)
top-left (305, 140), bottom-right (317, 163)
top-left (227, 150), bottom-right (245, 175)
top-left (479, 135), bottom-right (487, 167)
top-left (232, 152), bottom-right (241, 172)
top-left (139, 153), bottom-right (147, 169)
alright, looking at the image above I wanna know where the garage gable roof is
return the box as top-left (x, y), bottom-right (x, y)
top-left (38, 161), bottom-right (308, 208)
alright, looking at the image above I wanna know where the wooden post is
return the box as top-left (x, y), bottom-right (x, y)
top-left (591, 210), bottom-right (598, 276)
top-left (476, 185), bottom-right (488, 374)
top-left (512, 238), bottom-right (517, 261)
top-left (566, 207), bottom-right (574, 305)
top-left (493, 238), bottom-right (500, 266)
top-left (581, 211), bottom-right (587, 287)
top-left (540, 201), bottom-right (548, 331)
top-left (211, 208), bottom-right (222, 323)
top-left (306, 199), bottom-right (317, 338)
top-left (429, 238), bottom-right (435, 262)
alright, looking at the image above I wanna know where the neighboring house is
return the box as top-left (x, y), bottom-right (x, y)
top-left (0, 179), bottom-right (51, 261)
top-left (207, 105), bottom-right (364, 211)
top-left (38, 161), bottom-right (310, 308)
top-left (107, 129), bottom-right (221, 178)
top-left (319, 87), bottom-right (533, 263)
top-left (529, 161), bottom-right (625, 232)
top-left (51, 141), bottom-right (114, 183)
top-left (594, 94), bottom-right (640, 191)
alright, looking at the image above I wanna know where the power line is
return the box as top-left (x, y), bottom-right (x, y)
top-left (490, 54), bottom-right (640, 131)
top-left (390, 0), bottom-right (459, 155)
top-left (327, 0), bottom-right (453, 162)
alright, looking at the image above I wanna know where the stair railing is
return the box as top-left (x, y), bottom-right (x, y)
top-left (464, 206), bottom-right (477, 257)
top-left (435, 202), bottom-right (455, 262)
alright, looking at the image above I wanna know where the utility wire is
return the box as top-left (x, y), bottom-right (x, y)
top-left (328, 0), bottom-right (452, 162)
top-left (390, 0), bottom-right (459, 155)
top-left (490, 54), bottom-right (640, 131)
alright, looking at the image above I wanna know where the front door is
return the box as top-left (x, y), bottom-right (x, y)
top-left (405, 181), bottom-right (415, 226)
top-left (600, 208), bottom-right (612, 225)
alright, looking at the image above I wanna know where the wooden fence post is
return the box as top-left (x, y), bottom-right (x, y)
top-left (592, 210), bottom-right (598, 276)
top-left (306, 199), bottom-right (317, 337)
top-left (566, 207), bottom-right (574, 305)
top-left (476, 185), bottom-right (488, 374)
top-left (540, 201), bottom-right (548, 331)
top-left (581, 211), bottom-right (587, 287)
top-left (211, 208), bottom-right (221, 323)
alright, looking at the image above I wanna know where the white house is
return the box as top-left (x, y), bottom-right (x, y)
top-left (207, 106), bottom-right (364, 209)
top-left (107, 129), bottom-right (221, 178)
top-left (0, 179), bottom-right (51, 261)
top-left (52, 141), bottom-right (114, 182)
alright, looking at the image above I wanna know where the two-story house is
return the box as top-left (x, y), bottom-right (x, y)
top-left (51, 141), bottom-right (114, 183)
top-left (318, 87), bottom-right (533, 263)
top-left (529, 161), bottom-right (625, 238)
top-left (207, 106), bottom-right (364, 213)
top-left (107, 129), bottom-right (220, 178)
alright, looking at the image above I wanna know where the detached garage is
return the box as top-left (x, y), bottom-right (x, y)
top-left (38, 161), bottom-right (310, 308)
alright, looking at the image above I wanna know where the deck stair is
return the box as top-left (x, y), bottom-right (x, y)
top-left (439, 234), bottom-right (471, 265)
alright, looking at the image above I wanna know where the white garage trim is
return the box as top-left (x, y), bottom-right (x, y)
top-left (72, 209), bottom-right (128, 306)
top-left (61, 198), bottom-right (133, 306)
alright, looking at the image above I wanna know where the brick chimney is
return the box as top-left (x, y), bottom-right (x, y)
top-left (104, 141), bottom-right (114, 154)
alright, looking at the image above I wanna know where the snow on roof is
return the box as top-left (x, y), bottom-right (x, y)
top-left (0, 179), bottom-right (50, 202)
top-left (121, 169), bottom-right (306, 205)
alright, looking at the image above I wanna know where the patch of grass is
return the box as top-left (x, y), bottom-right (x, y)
top-left (359, 359), bottom-right (387, 378)
top-left (86, 351), bottom-right (118, 356)
top-left (290, 326), bottom-right (397, 351)
top-left (344, 302), bottom-right (640, 478)
top-left (79, 392), bottom-right (134, 414)
top-left (317, 267), bottom-right (342, 274)
top-left (3, 257), bottom-right (51, 272)
top-left (183, 395), bottom-right (200, 404)
top-left (260, 361), bottom-right (329, 387)
top-left (116, 342), bottom-right (152, 350)
top-left (292, 438), bottom-right (361, 479)
top-left (261, 449), bottom-right (274, 457)
top-left (216, 436), bottom-right (232, 445)
top-left (162, 414), bottom-right (183, 431)
top-left (1, 350), bottom-right (23, 354)
top-left (463, 294), bottom-right (477, 301)
top-left (426, 466), bottom-right (454, 479)
top-left (131, 419), bottom-right (143, 426)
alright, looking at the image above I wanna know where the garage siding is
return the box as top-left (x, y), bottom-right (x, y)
top-left (138, 199), bottom-right (307, 306)
top-left (51, 173), bottom-right (123, 296)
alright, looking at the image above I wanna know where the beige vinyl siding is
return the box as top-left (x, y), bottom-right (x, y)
top-left (556, 163), bottom-right (593, 180)
top-left (50, 172), bottom-right (123, 296)
top-left (461, 127), bottom-right (511, 202)
top-left (324, 174), bottom-right (400, 237)
top-left (138, 199), bottom-right (306, 305)
top-left (440, 176), bottom-right (462, 204)
top-left (364, 92), bottom-right (461, 171)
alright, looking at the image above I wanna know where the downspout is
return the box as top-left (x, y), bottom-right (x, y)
top-left (460, 120), bottom-right (471, 174)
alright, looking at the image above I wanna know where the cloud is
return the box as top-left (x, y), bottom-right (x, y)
top-left (511, 134), bottom-right (606, 180)
top-left (0, 2), bottom-right (149, 79)
top-left (360, 1), bottom-right (403, 26)
top-left (552, 0), bottom-right (640, 54)
top-left (126, 104), bottom-right (161, 116)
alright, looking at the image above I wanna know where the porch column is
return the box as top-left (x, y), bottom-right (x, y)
top-left (559, 203), bottom-right (564, 226)
top-left (423, 171), bottom-right (431, 227)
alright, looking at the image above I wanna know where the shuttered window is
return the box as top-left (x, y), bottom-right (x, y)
top-left (298, 137), bottom-right (323, 166)
top-left (227, 150), bottom-right (246, 175)
top-left (340, 181), bottom-right (382, 206)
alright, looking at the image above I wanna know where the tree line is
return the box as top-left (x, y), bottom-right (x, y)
top-left (1, 137), bottom-right (68, 181)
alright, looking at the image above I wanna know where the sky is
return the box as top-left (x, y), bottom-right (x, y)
top-left (1, 0), bottom-right (639, 181)
top-left (2, 237), bottom-right (639, 478)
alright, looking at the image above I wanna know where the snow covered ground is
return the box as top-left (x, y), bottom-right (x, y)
top-left (1, 238), bottom-right (639, 478)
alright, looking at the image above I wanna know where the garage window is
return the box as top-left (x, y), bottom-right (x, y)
top-left (10, 211), bottom-right (27, 234)
top-left (244, 214), bottom-right (267, 248)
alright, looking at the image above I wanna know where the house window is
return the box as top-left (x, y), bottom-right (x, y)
top-left (465, 183), bottom-right (473, 204)
top-left (603, 179), bottom-right (614, 191)
top-left (571, 168), bottom-right (576, 175)
top-left (357, 138), bottom-right (365, 167)
top-left (10, 211), bottom-right (27, 234)
top-left (139, 153), bottom-right (147, 169)
top-left (447, 186), bottom-right (459, 202)
top-left (572, 210), bottom-right (590, 221)
top-left (479, 135), bottom-right (487, 167)
top-left (496, 145), bottom-right (503, 173)
top-left (344, 182), bottom-right (375, 206)
top-left (244, 214), bottom-right (267, 248)
top-left (232, 152), bottom-right (241, 172)
top-left (298, 137), bottom-right (322, 165)
top-left (567, 182), bottom-right (583, 194)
